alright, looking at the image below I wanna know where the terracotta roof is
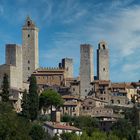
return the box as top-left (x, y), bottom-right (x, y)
top-left (62, 95), bottom-right (79, 100)
top-left (63, 101), bottom-right (78, 106)
top-left (44, 122), bottom-right (81, 131)
top-left (111, 83), bottom-right (126, 88)
top-left (84, 96), bottom-right (108, 103)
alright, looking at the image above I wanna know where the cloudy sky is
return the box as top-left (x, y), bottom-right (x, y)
top-left (0, 0), bottom-right (140, 82)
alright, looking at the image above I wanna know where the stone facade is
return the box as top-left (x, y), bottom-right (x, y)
top-left (97, 41), bottom-right (109, 80)
top-left (22, 16), bottom-right (39, 83)
top-left (0, 44), bottom-right (22, 89)
top-left (59, 58), bottom-right (73, 78)
top-left (32, 67), bottom-right (66, 86)
top-left (80, 44), bottom-right (94, 98)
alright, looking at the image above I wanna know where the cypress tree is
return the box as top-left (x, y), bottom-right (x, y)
top-left (28, 76), bottom-right (39, 121)
top-left (1, 73), bottom-right (9, 102)
top-left (21, 89), bottom-right (30, 118)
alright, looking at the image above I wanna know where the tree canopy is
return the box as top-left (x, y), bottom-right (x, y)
top-left (1, 73), bottom-right (9, 102)
top-left (39, 89), bottom-right (64, 112)
top-left (28, 76), bottom-right (39, 121)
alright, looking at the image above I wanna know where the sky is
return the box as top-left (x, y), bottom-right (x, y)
top-left (0, 0), bottom-right (140, 82)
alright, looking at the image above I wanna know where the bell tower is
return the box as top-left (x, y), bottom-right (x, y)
top-left (97, 41), bottom-right (110, 80)
top-left (22, 16), bottom-right (39, 82)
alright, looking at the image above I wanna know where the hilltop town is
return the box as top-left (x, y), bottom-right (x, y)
top-left (1, 16), bottom-right (140, 139)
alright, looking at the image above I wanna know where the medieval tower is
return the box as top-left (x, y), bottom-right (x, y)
top-left (97, 41), bottom-right (109, 81)
top-left (22, 16), bottom-right (39, 82)
top-left (80, 44), bottom-right (94, 98)
top-left (59, 58), bottom-right (73, 78)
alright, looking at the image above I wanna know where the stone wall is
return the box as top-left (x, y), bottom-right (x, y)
top-left (80, 44), bottom-right (94, 98)
top-left (97, 41), bottom-right (110, 80)
top-left (22, 16), bottom-right (39, 82)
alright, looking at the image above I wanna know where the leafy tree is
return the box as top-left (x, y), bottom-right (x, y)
top-left (28, 76), bottom-right (39, 121)
top-left (0, 102), bottom-right (31, 140)
top-left (90, 130), bottom-right (107, 140)
top-left (112, 118), bottom-right (137, 140)
top-left (21, 89), bottom-right (30, 118)
top-left (72, 116), bottom-right (99, 135)
top-left (39, 89), bottom-right (64, 112)
top-left (60, 132), bottom-right (80, 140)
top-left (29, 124), bottom-right (46, 140)
top-left (52, 135), bottom-right (59, 140)
top-left (1, 73), bottom-right (9, 102)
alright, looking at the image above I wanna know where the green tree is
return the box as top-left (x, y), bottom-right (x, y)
top-left (90, 130), bottom-right (107, 140)
top-left (29, 124), bottom-right (46, 140)
top-left (0, 102), bottom-right (31, 140)
top-left (39, 89), bottom-right (63, 112)
top-left (112, 118), bottom-right (137, 140)
top-left (1, 73), bottom-right (9, 102)
top-left (28, 76), bottom-right (39, 121)
top-left (21, 89), bottom-right (30, 118)
top-left (72, 116), bottom-right (99, 135)
top-left (60, 132), bottom-right (80, 140)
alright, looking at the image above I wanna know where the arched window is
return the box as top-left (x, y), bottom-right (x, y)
top-left (102, 44), bottom-right (106, 49)
top-left (111, 99), bottom-right (114, 104)
top-left (27, 21), bottom-right (31, 27)
top-left (117, 100), bottom-right (120, 104)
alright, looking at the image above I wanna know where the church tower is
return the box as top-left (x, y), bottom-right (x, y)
top-left (97, 41), bottom-right (109, 81)
top-left (22, 16), bottom-right (39, 82)
top-left (80, 44), bottom-right (94, 98)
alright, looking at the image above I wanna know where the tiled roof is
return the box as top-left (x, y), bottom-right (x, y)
top-left (44, 122), bottom-right (81, 131)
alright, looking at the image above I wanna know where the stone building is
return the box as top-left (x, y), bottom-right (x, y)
top-left (32, 67), bottom-right (66, 87)
top-left (61, 95), bottom-right (81, 116)
top-left (97, 41), bottom-right (110, 80)
top-left (59, 58), bottom-right (73, 78)
top-left (0, 44), bottom-right (22, 89)
top-left (22, 16), bottom-right (39, 83)
top-left (80, 44), bottom-right (94, 98)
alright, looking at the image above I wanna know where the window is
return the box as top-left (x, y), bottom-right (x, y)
top-left (27, 21), bottom-right (31, 26)
top-left (28, 34), bottom-right (30, 38)
top-left (117, 100), bottom-right (120, 104)
top-left (89, 102), bottom-right (92, 105)
top-left (28, 67), bottom-right (30, 70)
top-left (102, 44), bottom-right (105, 49)
top-left (103, 68), bottom-right (105, 71)
top-left (66, 107), bottom-right (68, 110)
top-left (28, 60), bottom-right (30, 64)
top-left (73, 88), bottom-right (75, 92)
top-left (111, 99), bottom-right (114, 104)
top-left (85, 89), bottom-right (87, 92)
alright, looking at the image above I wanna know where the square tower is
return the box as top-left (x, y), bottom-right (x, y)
top-left (59, 58), bottom-right (73, 78)
top-left (22, 16), bottom-right (39, 82)
top-left (97, 41), bottom-right (110, 80)
top-left (80, 44), bottom-right (94, 98)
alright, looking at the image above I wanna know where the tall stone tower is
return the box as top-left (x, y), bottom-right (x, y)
top-left (97, 41), bottom-right (109, 80)
top-left (6, 44), bottom-right (22, 89)
top-left (22, 16), bottom-right (39, 82)
top-left (80, 44), bottom-right (94, 98)
top-left (59, 58), bottom-right (73, 78)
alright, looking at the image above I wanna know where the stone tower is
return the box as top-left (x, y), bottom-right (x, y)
top-left (6, 44), bottom-right (22, 88)
top-left (59, 58), bottom-right (73, 78)
top-left (80, 44), bottom-right (94, 98)
top-left (97, 41), bottom-right (109, 80)
top-left (22, 16), bottom-right (39, 82)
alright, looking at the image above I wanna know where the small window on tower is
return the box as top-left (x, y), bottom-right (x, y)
top-left (102, 44), bottom-right (105, 49)
top-left (103, 68), bottom-right (105, 71)
top-left (28, 60), bottom-right (30, 64)
top-left (27, 21), bottom-right (31, 27)
top-left (28, 67), bottom-right (30, 70)
top-left (28, 34), bottom-right (30, 38)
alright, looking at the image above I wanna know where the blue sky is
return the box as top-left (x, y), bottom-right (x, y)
top-left (0, 0), bottom-right (140, 82)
